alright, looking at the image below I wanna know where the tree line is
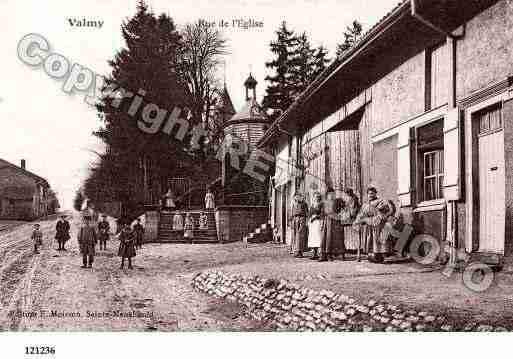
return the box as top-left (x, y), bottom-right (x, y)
top-left (262, 20), bottom-right (363, 122)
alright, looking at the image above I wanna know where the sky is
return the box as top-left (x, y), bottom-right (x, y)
top-left (0, 0), bottom-right (400, 209)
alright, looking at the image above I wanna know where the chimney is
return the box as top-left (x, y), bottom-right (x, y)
top-left (21, 159), bottom-right (26, 170)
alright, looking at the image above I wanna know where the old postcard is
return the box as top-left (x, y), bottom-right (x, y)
top-left (1, 0), bottom-right (512, 356)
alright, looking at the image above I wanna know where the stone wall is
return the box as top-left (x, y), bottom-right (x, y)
top-left (0, 167), bottom-right (38, 220)
top-left (456, 0), bottom-right (513, 100)
top-left (192, 271), bottom-right (507, 332)
top-left (370, 50), bottom-right (426, 136)
top-left (215, 206), bottom-right (268, 243)
top-left (0, 198), bottom-right (34, 220)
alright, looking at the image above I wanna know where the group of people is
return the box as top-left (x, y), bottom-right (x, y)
top-left (172, 211), bottom-right (210, 238)
top-left (30, 214), bottom-right (146, 270)
top-left (162, 187), bottom-right (216, 211)
top-left (77, 215), bottom-right (145, 269)
top-left (290, 186), bottom-right (397, 263)
top-left (166, 186), bottom-right (215, 239)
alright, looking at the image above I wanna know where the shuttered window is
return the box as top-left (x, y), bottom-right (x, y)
top-left (416, 119), bottom-right (444, 202)
top-left (425, 41), bottom-right (449, 111)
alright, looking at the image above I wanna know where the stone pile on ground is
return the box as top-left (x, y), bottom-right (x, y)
top-left (191, 271), bottom-right (508, 332)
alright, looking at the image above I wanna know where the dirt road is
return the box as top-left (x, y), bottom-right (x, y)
top-left (1, 212), bottom-right (512, 331)
top-left (0, 213), bottom-right (265, 331)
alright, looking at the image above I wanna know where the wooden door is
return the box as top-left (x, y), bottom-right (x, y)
top-left (478, 129), bottom-right (505, 253)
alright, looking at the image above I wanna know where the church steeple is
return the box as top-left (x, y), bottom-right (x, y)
top-left (244, 73), bottom-right (258, 101)
top-left (215, 83), bottom-right (236, 124)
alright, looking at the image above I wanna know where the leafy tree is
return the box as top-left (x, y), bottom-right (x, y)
top-left (47, 189), bottom-right (60, 213)
top-left (179, 20), bottom-right (228, 155)
top-left (262, 21), bottom-right (299, 121)
top-left (73, 190), bottom-right (84, 212)
top-left (336, 20), bottom-right (363, 58)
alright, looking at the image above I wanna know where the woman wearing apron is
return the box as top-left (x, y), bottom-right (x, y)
top-left (308, 192), bottom-right (325, 260)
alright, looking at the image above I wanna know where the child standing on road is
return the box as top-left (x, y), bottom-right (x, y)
top-left (118, 224), bottom-right (136, 269)
top-left (31, 224), bottom-right (43, 254)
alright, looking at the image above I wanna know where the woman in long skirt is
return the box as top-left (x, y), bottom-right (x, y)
top-left (354, 187), bottom-right (395, 262)
top-left (205, 188), bottom-right (215, 209)
top-left (173, 212), bottom-right (184, 230)
top-left (308, 192), bottom-right (325, 260)
top-left (164, 189), bottom-right (176, 209)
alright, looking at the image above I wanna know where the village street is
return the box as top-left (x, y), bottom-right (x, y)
top-left (1, 213), bottom-right (513, 331)
top-left (0, 214), bottom-right (266, 331)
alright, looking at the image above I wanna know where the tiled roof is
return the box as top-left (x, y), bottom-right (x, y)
top-left (216, 84), bottom-right (236, 119)
top-left (227, 97), bottom-right (267, 124)
top-left (0, 158), bottom-right (49, 186)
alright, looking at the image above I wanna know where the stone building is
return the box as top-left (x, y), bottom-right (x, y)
top-left (0, 158), bottom-right (53, 220)
top-left (259, 0), bottom-right (512, 263)
top-left (220, 73), bottom-right (269, 205)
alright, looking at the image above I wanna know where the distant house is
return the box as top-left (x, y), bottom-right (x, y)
top-left (0, 158), bottom-right (53, 220)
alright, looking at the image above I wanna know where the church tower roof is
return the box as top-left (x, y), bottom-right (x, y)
top-left (216, 84), bottom-right (236, 120)
top-left (222, 73), bottom-right (268, 148)
top-left (212, 83), bottom-right (236, 126)
top-left (228, 97), bottom-right (267, 124)
top-left (225, 73), bottom-right (267, 126)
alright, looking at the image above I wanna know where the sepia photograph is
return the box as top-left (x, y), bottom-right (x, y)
top-left (1, 0), bottom-right (513, 356)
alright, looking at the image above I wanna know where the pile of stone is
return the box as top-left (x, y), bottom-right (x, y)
top-left (191, 271), bottom-right (508, 332)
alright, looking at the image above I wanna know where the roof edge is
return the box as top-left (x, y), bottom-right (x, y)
top-left (0, 158), bottom-right (50, 186)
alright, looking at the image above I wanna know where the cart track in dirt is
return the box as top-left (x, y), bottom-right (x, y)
top-left (0, 218), bottom-right (57, 331)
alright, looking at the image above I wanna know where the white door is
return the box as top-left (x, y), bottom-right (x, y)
top-left (478, 129), bottom-right (505, 253)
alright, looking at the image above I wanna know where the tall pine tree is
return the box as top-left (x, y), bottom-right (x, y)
top-left (262, 21), bottom-right (299, 121)
top-left (289, 32), bottom-right (315, 98)
top-left (290, 34), bottom-right (330, 95)
top-left (311, 45), bottom-right (330, 81)
top-left (263, 23), bottom-right (330, 121)
top-left (336, 20), bottom-right (363, 58)
top-left (92, 0), bottom-right (190, 216)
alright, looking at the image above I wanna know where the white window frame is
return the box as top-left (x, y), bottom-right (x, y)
top-left (413, 116), bottom-right (446, 210)
top-left (422, 149), bottom-right (444, 202)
